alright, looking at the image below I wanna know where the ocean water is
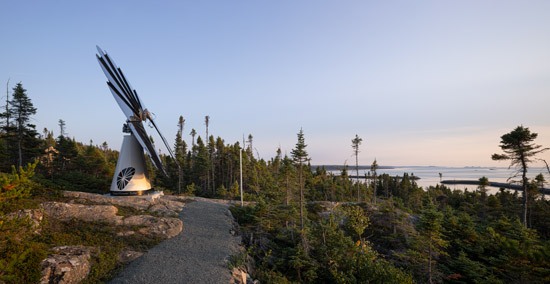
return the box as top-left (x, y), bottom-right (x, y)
top-left (335, 166), bottom-right (549, 194)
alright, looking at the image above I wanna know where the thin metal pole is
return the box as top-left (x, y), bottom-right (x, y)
top-left (240, 148), bottom-right (243, 206)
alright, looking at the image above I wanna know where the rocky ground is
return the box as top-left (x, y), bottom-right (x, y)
top-left (9, 191), bottom-right (250, 283)
top-left (109, 198), bottom-right (244, 284)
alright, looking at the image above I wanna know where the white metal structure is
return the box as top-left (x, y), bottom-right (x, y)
top-left (96, 46), bottom-right (177, 195)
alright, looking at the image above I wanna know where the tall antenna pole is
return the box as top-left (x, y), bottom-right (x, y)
top-left (240, 148), bottom-right (243, 206)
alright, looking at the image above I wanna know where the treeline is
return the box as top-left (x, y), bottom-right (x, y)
top-left (1, 83), bottom-right (549, 283)
top-left (228, 154), bottom-right (550, 283)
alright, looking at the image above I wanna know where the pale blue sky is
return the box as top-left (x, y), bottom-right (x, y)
top-left (1, 1), bottom-right (549, 166)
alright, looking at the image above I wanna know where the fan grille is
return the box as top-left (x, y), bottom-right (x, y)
top-left (116, 167), bottom-right (136, 190)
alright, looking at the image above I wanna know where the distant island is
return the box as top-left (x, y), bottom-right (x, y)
top-left (314, 165), bottom-right (396, 171)
top-left (441, 180), bottom-right (550, 194)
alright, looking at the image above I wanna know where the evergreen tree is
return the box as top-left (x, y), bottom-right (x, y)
top-left (534, 173), bottom-right (545, 190)
top-left (351, 134), bottom-right (362, 202)
top-left (39, 129), bottom-right (57, 177)
top-left (174, 115), bottom-right (187, 193)
top-left (1, 83), bottom-right (39, 170)
top-left (247, 134), bottom-right (254, 156)
top-left (280, 154), bottom-right (297, 206)
top-left (414, 204), bottom-right (447, 284)
top-left (478, 176), bottom-right (490, 221)
top-left (492, 125), bottom-right (548, 226)
top-left (371, 159), bottom-right (379, 204)
top-left (58, 119), bottom-right (66, 137)
top-left (54, 135), bottom-right (79, 172)
top-left (192, 136), bottom-right (209, 195)
top-left (189, 128), bottom-right (196, 148)
top-left (291, 128), bottom-right (309, 231)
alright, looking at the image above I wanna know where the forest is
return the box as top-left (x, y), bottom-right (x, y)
top-left (1, 83), bottom-right (549, 283)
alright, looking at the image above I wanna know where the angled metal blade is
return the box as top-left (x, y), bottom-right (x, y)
top-left (96, 46), bottom-right (143, 118)
top-left (97, 46), bottom-right (135, 103)
top-left (96, 45), bottom-right (171, 177)
top-left (127, 121), bottom-right (167, 176)
top-left (149, 117), bottom-right (177, 162)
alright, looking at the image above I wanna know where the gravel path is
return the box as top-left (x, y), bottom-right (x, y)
top-left (109, 198), bottom-right (241, 284)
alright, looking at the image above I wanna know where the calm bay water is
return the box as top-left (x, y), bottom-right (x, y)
top-left (332, 166), bottom-right (549, 194)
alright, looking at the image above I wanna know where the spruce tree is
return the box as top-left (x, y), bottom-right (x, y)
top-left (351, 134), bottom-right (362, 202)
top-left (174, 115), bottom-right (187, 193)
top-left (371, 158), bottom-right (378, 204)
top-left (291, 128), bottom-right (309, 231)
top-left (492, 125), bottom-right (548, 226)
top-left (1, 83), bottom-right (39, 170)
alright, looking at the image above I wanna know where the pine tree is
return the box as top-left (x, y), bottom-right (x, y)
top-left (351, 134), bottom-right (362, 202)
top-left (58, 119), bottom-right (67, 137)
top-left (247, 134), bottom-right (254, 156)
top-left (403, 203), bottom-right (447, 284)
top-left (371, 159), bottom-right (378, 204)
top-left (189, 128), bottom-right (196, 148)
top-left (291, 128), bottom-right (309, 231)
top-left (1, 83), bottom-right (39, 170)
top-left (492, 125), bottom-right (549, 226)
top-left (55, 135), bottom-right (78, 172)
top-left (192, 136), bottom-right (209, 195)
top-left (174, 115), bottom-right (187, 193)
top-left (419, 204), bottom-right (446, 284)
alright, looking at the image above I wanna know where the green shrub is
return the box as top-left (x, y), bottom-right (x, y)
top-left (0, 217), bottom-right (48, 283)
top-left (0, 161), bottom-right (39, 212)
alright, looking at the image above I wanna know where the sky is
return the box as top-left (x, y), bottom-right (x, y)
top-left (1, 1), bottom-right (549, 167)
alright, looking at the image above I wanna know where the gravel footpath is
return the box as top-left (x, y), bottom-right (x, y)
top-left (109, 198), bottom-right (241, 284)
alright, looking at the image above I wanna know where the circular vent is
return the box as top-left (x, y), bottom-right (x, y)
top-left (116, 167), bottom-right (136, 190)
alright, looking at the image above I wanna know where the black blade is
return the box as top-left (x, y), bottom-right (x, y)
top-left (106, 81), bottom-right (140, 117)
top-left (150, 117), bottom-right (178, 163)
top-left (97, 54), bottom-right (141, 116)
top-left (102, 54), bottom-right (142, 114)
top-left (117, 67), bottom-right (144, 111)
top-left (128, 121), bottom-right (167, 176)
top-left (97, 46), bottom-right (171, 176)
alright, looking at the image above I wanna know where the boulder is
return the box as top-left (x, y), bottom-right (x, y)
top-left (148, 203), bottom-right (179, 217)
top-left (62, 191), bottom-right (187, 215)
top-left (41, 202), bottom-right (122, 225)
top-left (161, 195), bottom-right (188, 207)
top-left (230, 267), bottom-right (257, 284)
top-left (63, 191), bottom-right (153, 211)
top-left (122, 215), bottom-right (183, 239)
top-left (159, 198), bottom-right (186, 212)
top-left (230, 267), bottom-right (248, 284)
top-left (40, 246), bottom-right (93, 284)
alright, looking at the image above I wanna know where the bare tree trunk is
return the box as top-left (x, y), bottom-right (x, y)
top-left (17, 111), bottom-right (22, 169)
top-left (522, 163), bottom-right (528, 227)
top-left (428, 234), bottom-right (433, 284)
top-left (373, 174), bottom-right (377, 204)
top-left (299, 162), bottom-right (304, 230)
top-left (5, 78), bottom-right (9, 128)
top-left (286, 174), bottom-right (290, 206)
top-left (355, 155), bottom-right (360, 202)
top-left (542, 160), bottom-right (550, 198)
